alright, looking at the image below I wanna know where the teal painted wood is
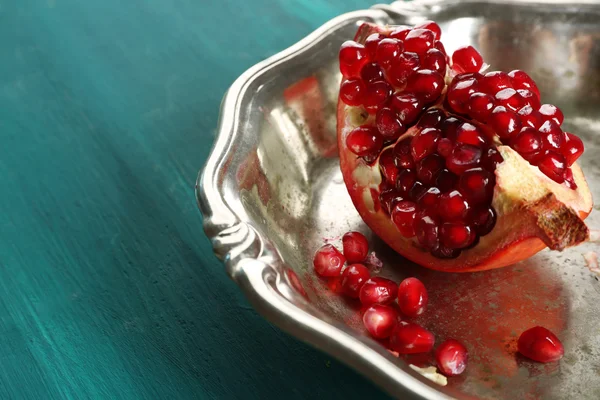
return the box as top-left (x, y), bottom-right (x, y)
top-left (0, 0), bottom-right (393, 399)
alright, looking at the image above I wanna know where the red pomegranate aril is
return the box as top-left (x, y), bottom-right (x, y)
top-left (509, 70), bottom-right (540, 98)
top-left (438, 116), bottom-right (461, 141)
top-left (387, 52), bottom-right (421, 86)
top-left (468, 92), bottom-right (495, 120)
top-left (479, 71), bottom-right (512, 93)
top-left (422, 48), bottom-right (447, 74)
top-left (441, 222), bottom-right (474, 249)
top-left (438, 190), bottom-right (470, 221)
top-left (495, 88), bottom-right (524, 112)
top-left (339, 41), bottom-right (368, 77)
top-left (391, 200), bottom-right (417, 238)
top-left (415, 211), bottom-right (440, 250)
top-left (405, 70), bottom-right (445, 102)
top-left (489, 106), bottom-right (522, 140)
top-left (418, 187), bottom-right (441, 208)
top-left (375, 38), bottom-right (403, 67)
top-left (436, 168), bottom-right (458, 192)
top-left (538, 151), bottom-right (566, 183)
top-left (511, 127), bottom-right (542, 158)
top-left (390, 321), bottom-right (434, 354)
top-left (365, 33), bottom-right (384, 59)
top-left (447, 75), bottom-right (479, 114)
top-left (389, 25), bottom-right (411, 41)
top-left (481, 147), bottom-right (504, 170)
top-left (419, 108), bottom-right (444, 128)
top-left (563, 168), bottom-right (577, 189)
top-left (436, 138), bottom-right (453, 157)
top-left (376, 107), bottom-right (404, 141)
top-left (409, 181), bottom-right (428, 201)
top-left (391, 93), bottom-right (422, 125)
top-left (397, 169), bottom-right (417, 195)
top-left (517, 89), bottom-right (541, 110)
top-left (562, 133), bottom-right (584, 166)
top-left (519, 105), bottom-right (543, 130)
top-left (340, 79), bottom-right (365, 106)
top-left (451, 45), bottom-right (483, 74)
top-left (404, 29), bottom-right (435, 54)
top-left (363, 304), bottom-right (398, 339)
top-left (397, 277), bottom-right (428, 317)
top-left (436, 339), bottom-right (468, 376)
top-left (411, 127), bottom-right (441, 161)
top-left (313, 244), bottom-right (346, 277)
top-left (360, 62), bottom-right (385, 83)
top-left (446, 144), bottom-right (482, 175)
top-left (342, 231), bottom-right (369, 263)
top-left (459, 168), bottom-right (494, 205)
top-left (431, 246), bottom-right (461, 259)
top-left (363, 81), bottom-right (392, 111)
top-left (341, 264), bottom-right (371, 298)
top-left (393, 138), bottom-right (415, 169)
top-left (359, 277), bottom-right (399, 306)
top-left (346, 126), bottom-right (383, 157)
top-left (434, 40), bottom-right (447, 56)
top-left (470, 207), bottom-right (496, 236)
top-left (416, 154), bottom-right (444, 184)
top-left (539, 104), bottom-right (564, 126)
top-left (379, 148), bottom-right (400, 183)
top-left (538, 120), bottom-right (565, 151)
top-left (456, 122), bottom-right (487, 147)
top-left (415, 20), bottom-right (442, 40)
top-left (379, 190), bottom-right (404, 215)
top-left (518, 326), bottom-right (564, 363)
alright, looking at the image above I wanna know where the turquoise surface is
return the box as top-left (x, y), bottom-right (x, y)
top-left (0, 0), bottom-right (392, 398)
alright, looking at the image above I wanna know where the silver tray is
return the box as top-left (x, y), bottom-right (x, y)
top-left (197, 1), bottom-right (600, 398)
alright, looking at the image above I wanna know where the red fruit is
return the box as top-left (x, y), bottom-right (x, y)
top-left (339, 41), bottom-right (368, 77)
top-left (359, 277), bottom-right (398, 306)
top-left (451, 45), bottom-right (483, 74)
top-left (340, 264), bottom-right (371, 298)
top-left (340, 79), bottom-right (365, 106)
top-left (435, 339), bottom-right (468, 376)
top-left (337, 22), bottom-right (592, 271)
top-left (313, 244), bottom-right (346, 277)
top-left (342, 231), bottom-right (369, 263)
top-left (414, 20), bottom-right (442, 40)
top-left (517, 326), bottom-right (564, 363)
top-left (397, 277), bottom-right (428, 317)
top-left (362, 304), bottom-right (398, 339)
top-left (390, 321), bottom-right (435, 354)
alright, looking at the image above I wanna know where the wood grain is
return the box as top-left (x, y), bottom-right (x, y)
top-left (0, 0), bottom-right (392, 398)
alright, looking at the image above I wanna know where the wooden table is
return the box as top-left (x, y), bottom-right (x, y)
top-left (0, 0), bottom-right (392, 398)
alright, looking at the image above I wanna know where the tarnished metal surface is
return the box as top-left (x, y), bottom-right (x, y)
top-left (197, 1), bottom-right (600, 398)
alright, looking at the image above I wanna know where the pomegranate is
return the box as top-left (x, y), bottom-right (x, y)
top-left (313, 244), bottom-right (346, 277)
top-left (342, 231), bottom-right (369, 263)
top-left (517, 326), bottom-right (564, 363)
top-left (337, 22), bottom-right (593, 271)
top-left (359, 277), bottom-right (398, 306)
top-left (435, 339), bottom-right (468, 376)
top-left (362, 304), bottom-right (398, 339)
top-left (340, 263), bottom-right (371, 298)
top-left (397, 277), bottom-right (428, 317)
top-left (389, 320), bottom-right (435, 354)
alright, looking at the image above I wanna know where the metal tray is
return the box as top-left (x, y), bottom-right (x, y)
top-left (197, 1), bottom-right (600, 398)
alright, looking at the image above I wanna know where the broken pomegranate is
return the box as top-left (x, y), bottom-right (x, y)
top-left (342, 231), bottom-right (369, 263)
top-left (363, 304), bottom-right (398, 339)
top-left (397, 277), bottom-right (428, 317)
top-left (435, 339), bottom-right (468, 376)
top-left (517, 326), bottom-right (564, 363)
top-left (337, 22), bottom-right (593, 271)
top-left (390, 320), bottom-right (435, 354)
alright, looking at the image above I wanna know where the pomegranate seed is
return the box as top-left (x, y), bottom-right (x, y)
top-left (481, 147), bottom-right (504, 170)
top-left (379, 148), bottom-right (400, 183)
top-left (375, 38), bottom-right (403, 68)
top-left (363, 81), bottom-right (392, 111)
top-left (495, 88), bottom-right (524, 112)
top-left (393, 138), bottom-right (415, 169)
top-left (435, 339), bottom-right (468, 376)
top-left (389, 25), bottom-right (411, 41)
top-left (470, 207), bottom-right (496, 236)
top-left (409, 181), bottom-right (427, 201)
top-left (416, 154), bottom-right (444, 184)
top-left (397, 169), bottom-right (417, 195)
top-left (511, 127), bottom-right (542, 160)
top-left (422, 48), bottom-right (447, 74)
top-left (436, 169), bottom-right (458, 192)
top-left (379, 190), bottom-right (404, 215)
top-left (538, 120), bottom-right (564, 151)
top-left (440, 222), bottom-right (474, 249)
top-left (342, 231), bottom-right (369, 263)
top-left (479, 71), bottom-right (512, 93)
top-left (446, 144), bottom-right (482, 175)
top-left (339, 41), bottom-right (368, 77)
top-left (517, 89), bottom-right (541, 110)
top-left (434, 40), bottom-right (447, 55)
top-left (489, 106), bottom-right (522, 140)
top-left (391, 93), bottom-right (422, 125)
top-left (397, 277), bottom-right (428, 317)
top-left (518, 326), bottom-right (564, 363)
top-left (562, 133), bottom-right (584, 166)
top-left (456, 122), bottom-right (487, 147)
top-left (509, 70), bottom-right (540, 99)
top-left (391, 200), bottom-right (417, 238)
top-left (419, 109), bottom-right (444, 128)
top-left (538, 151), bottom-right (566, 183)
top-left (518, 105), bottom-right (543, 129)
top-left (451, 45), bottom-right (483, 74)
top-left (364, 33), bottom-right (384, 59)
top-left (359, 277), bottom-right (399, 306)
top-left (539, 104), bottom-right (564, 126)
top-left (387, 52), bottom-right (420, 85)
top-left (346, 126), bottom-right (383, 157)
top-left (468, 92), bottom-right (495, 120)
top-left (363, 304), bottom-right (399, 339)
top-left (438, 190), bottom-right (470, 221)
top-left (415, 20), bottom-right (442, 40)
top-left (415, 211), bottom-right (440, 250)
top-left (411, 127), bottom-right (441, 161)
top-left (340, 78), bottom-right (365, 106)
top-left (313, 244), bottom-right (346, 277)
top-left (360, 62), bottom-right (384, 83)
top-left (340, 264), bottom-right (371, 298)
top-left (438, 116), bottom-right (461, 141)
top-left (431, 246), bottom-right (460, 259)
top-left (447, 74), bottom-right (479, 114)
top-left (418, 187), bottom-right (441, 208)
top-left (390, 321), bottom-right (435, 354)
top-left (563, 168), bottom-right (577, 189)
top-left (376, 107), bottom-right (404, 141)
top-left (436, 138), bottom-right (453, 157)
top-left (406, 70), bottom-right (445, 102)
top-left (404, 29), bottom-right (435, 54)
top-left (459, 167), bottom-right (494, 205)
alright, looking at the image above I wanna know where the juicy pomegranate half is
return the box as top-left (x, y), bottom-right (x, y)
top-left (337, 22), bottom-right (593, 272)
